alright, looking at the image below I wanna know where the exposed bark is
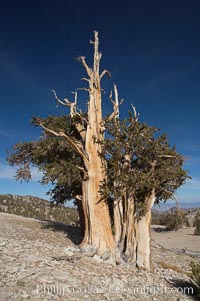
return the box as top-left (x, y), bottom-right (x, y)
top-left (113, 187), bottom-right (155, 271)
top-left (113, 154), bottom-right (138, 263)
top-left (75, 196), bottom-right (85, 235)
top-left (114, 198), bottom-right (123, 249)
top-left (122, 195), bottom-right (137, 262)
top-left (79, 177), bottom-right (89, 243)
top-left (135, 189), bottom-right (155, 272)
top-left (80, 31), bottom-right (115, 258)
top-left (40, 32), bottom-right (117, 259)
top-left (114, 193), bottom-right (137, 263)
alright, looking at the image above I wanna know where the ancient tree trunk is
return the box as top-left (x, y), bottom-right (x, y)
top-left (75, 178), bottom-right (87, 235)
top-left (78, 32), bottom-right (116, 258)
top-left (114, 193), bottom-right (137, 263)
top-left (75, 198), bottom-right (85, 234)
top-left (114, 198), bottom-right (123, 249)
top-left (122, 196), bottom-right (137, 263)
top-left (40, 32), bottom-right (117, 259)
top-left (113, 188), bottom-right (155, 271)
top-left (113, 155), bottom-right (138, 263)
top-left (114, 193), bottom-right (136, 263)
top-left (114, 189), bottom-right (155, 270)
top-left (135, 189), bottom-right (155, 272)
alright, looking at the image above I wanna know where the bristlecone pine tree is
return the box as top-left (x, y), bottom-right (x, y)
top-left (102, 115), bottom-right (188, 270)
top-left (7, 31), bottom-right (188, 271)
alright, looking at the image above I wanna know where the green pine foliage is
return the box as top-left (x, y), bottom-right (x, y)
top-left (7, 116), bottom-right (83, 205)
top-left (7, 111), bottom-right (189, 211)
top-left (102, 113), bottom-right (188, 214)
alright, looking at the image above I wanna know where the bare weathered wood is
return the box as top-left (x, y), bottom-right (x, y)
top-left (79, 31), bottom-right (115, 258)
top-left (130, 103), bottom-right (139, 121)
top-left (46, 31), bottom-right (116, 259)
top-left (52, 89), bottom-right (77, 117)
top-left (136, 189), bottom-right (155, 272)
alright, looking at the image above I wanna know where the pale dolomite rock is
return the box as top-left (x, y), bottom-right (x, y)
top-left (0, 212), bottom-right (199, 301)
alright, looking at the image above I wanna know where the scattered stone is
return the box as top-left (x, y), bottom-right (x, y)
top-left (101, 250), bottom-right (110, 261)
top-left (0, 242), bottom-right (6, 247)
top-left (0, 212), bottom-right (199, 301)
top-left (63, 247), bottom-right (75, 256)
top-left (20, 291), bottom-right (30, 299)
top-left (92, 254), bottom-right (103, 262)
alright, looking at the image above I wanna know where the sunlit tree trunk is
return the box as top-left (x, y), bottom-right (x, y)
top-left (121, 195), bottom-right (137, 263)
top-left (40, 32), bottom-right (117, 259)
top-left (79, 32), bottom-right (116, 258)
top-left (135, 189), bottom-right (155, 272)
top-left (113, 188), bottom-right (155, 271)
top-left (113, 195), bottom-right (135, 263)
top-left (113, 156), bottom-right (138, 264)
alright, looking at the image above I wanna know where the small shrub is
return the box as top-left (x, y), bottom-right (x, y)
top-left (185, 219), bottom-right (190, 227)
top-left (194, 213), bottom-right (200, 236)
top-left (190, 261), bottom-right (200, 293)
top-left (158, 261), bottom-right (183, 273)
top-left (152, 209), bottom-right (189, 230)
top-left (165, 210), bottom-right (187, 231)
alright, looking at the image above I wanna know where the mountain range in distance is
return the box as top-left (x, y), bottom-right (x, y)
top-left (153, 201), bottom-right (200, 212)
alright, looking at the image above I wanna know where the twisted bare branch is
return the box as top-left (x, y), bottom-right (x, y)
top-left (81, 77), bottom-right (90, 82)
top-left (76, 56), bottom-right (92, 77)
top-left (52, 89), bottom-right (87, 140)
top-left (107, 84), bottom-right (122, 121)
top-left (39, 122), bottom-right (89, 164)
top-left (130, 103), bottom-right (140, 121)
top-left (157, 155), bottom-right (176, 158)
top-left (77, 87), bottom-right (90, 93)
top-left (100, 69), bottom-right (111, 80)
top-left (52, 90), bottom-right (67, 107)
top-left (52, 90), bottom-right (77, 117)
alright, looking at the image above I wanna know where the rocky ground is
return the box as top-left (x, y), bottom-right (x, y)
top-left (0, 213), bottom-right (200, 301)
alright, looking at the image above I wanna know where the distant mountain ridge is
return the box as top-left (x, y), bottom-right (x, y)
top-left (153, 201), bottom-right (200, 212)
top-left (0, 194), bottom-right (78, 224)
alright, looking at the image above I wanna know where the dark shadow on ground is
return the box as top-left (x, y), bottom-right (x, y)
top-left (169, 278), bottom-right (199, 301)
top-left (151, 225), bottom-right (168, 233)
top-left (187, 234), bottom-right (197, 236)
top-left (39, 219), bottom-right (83, 245)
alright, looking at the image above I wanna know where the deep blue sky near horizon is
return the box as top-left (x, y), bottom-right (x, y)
top-left (0, 0), bottom-right (200, 204)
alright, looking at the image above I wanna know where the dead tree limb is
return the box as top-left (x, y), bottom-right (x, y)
top-left (39, 123), bottom-right (89, 164)
top-left (107, 84), bottom-right (122, 121)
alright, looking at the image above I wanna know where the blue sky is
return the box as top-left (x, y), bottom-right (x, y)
top-left (0, 0), bottom-right (200, 204)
